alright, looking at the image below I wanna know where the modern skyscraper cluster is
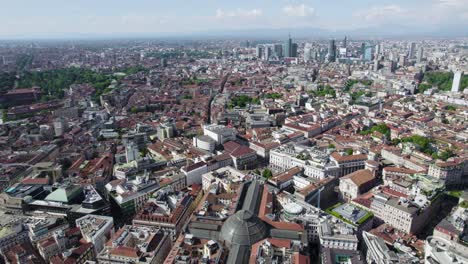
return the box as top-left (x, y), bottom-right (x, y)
top-left (284, 34), bottom-right (298, 58)
top-left (256, 43), bottom-right (284, 61)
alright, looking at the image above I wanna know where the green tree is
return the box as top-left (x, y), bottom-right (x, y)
top-left (401, 135), bottom-right (435, 155)
top-left (265, 93), bottom-right (282, 99)
top-left (438, 149), bottom-right (455, 161)
top-left (309, 85), bottom-right (336, 98)
top-left (446, 105), bottom-right (457, 111)
top-left (262, 168), bottom-right (273, 179)
top-left (229, 95), bottom-right (261, 108)
top-left (419, 71), bottom-right (468, 93)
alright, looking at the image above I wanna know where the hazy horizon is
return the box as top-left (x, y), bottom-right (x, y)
top-left (2, 0), bottom-right (468, 40)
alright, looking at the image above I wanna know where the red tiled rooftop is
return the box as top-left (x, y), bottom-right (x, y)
top-left (330, 152), bottom-right (368, 163)
top-left (184, 161), bottom-right (206, 172)
top-left (110, 246), bottom-right (140, 258)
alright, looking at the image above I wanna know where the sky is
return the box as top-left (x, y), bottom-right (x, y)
top-left (1, 0), bottom-right (468, 38)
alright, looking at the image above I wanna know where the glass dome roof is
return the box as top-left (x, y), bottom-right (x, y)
top-left (219, 209), bottom-right (268, 246)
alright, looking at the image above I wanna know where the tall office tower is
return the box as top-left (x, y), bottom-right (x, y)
top-left (274, 44), bottom-right (283, 58)
top-left (361, 42), bottom-right (366, 57)
top-left (364, 46), bottom-right (373, 61)
top-left (327, 39), bottom-right (336, 62)
top-left (373, 59), bottom-right (380, 71)
top-left (451, 71), bottom-right (464, 93)
top-left (408, 42), bottom-right (416, 59)
top-left (390, 61), bottom-right (396, 73)
top-left (416, 46), bottom-right (424, 63)
top-left (291, 43), bottom-right (298, 57)
top-left (374, 43), bottom-right (381, 57)
top-left (304, 43), bottom-right (313, 62)
top-left (284, 34), bottom-right (293, 57)
top-left (256, 45), bottom-right (264, 59)
top-left (342, 36), bottom-right (347, 48)
top-left (264, 45), bottom-right (272, 61)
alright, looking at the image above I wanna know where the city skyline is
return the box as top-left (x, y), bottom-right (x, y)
top-left (2, 0), bottom-right (468, 39)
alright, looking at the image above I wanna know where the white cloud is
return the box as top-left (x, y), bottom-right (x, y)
top-left (215, 8), bottom-right (263, 18)
top-left (436, 0), bottom-right (468, 8)
top-left (354, 5), bottom-right (405, 22)
top-left (282, 4), bottom-right (315, 17)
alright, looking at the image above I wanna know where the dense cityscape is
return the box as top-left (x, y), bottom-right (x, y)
top-left (0, 6), bottom-right (467, 264)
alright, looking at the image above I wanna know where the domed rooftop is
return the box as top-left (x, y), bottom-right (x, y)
top-left (219, 209), bottom-right (268, 246)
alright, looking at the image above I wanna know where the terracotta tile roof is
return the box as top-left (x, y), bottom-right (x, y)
top-left (352, 197), bottom-right (372, 208)
top-left (331, 152), bottom-right (367, 163)
top-left (39, 237), bottom-right (56, 248)
top-left (223, 141), bottom-right (255, 158)
top-left (110, 246), bottom-right (140, 258)
top-left (21, 177), bottom-right (49, 185)
top-left (435, 160), bottom-right (462, 168)
top-left (184, 161), bottom-right (206, 172)
top-left (230, 145), bottom-right (255, 157)
top-left (342, 169), bottom-right (375, 187)
top-left (383, 167), bottom-right (418, 174)
top-left (270, 167), bottom-right (302, 184)
top-left (381, 186), bottom-right (408, 198)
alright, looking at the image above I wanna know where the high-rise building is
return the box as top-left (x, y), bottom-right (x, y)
top-left (264, 45), bottom-right (272, 61)
top-left (360, 42), bottom-right (366, 57)
top-left (304, 43), bottom-right (313, 62)
top-left (408, 42), bottom-right (416, 59)
top-left (416, 46), bottom-right (424, 63)
top-left (284, 35), bottom-right (292, 57)
top-left (373, 59), bottom-right (380, 71)
top-left (374, 43), bottom-right (381, 58)
top-left (363, 46), bottom-right (373, 61)
top-left (327, 39), bottom-right (336, 62)
top-left (342, 36), bottom-right (347, 48)
top-left (256, 45), bottom-right (264, 59)
top-left (273, 44), bottom-right (283, 58)
top-left (291, 43), bottom-right (298, 58)
top-left (451, 71), bottom-right (464, 93)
